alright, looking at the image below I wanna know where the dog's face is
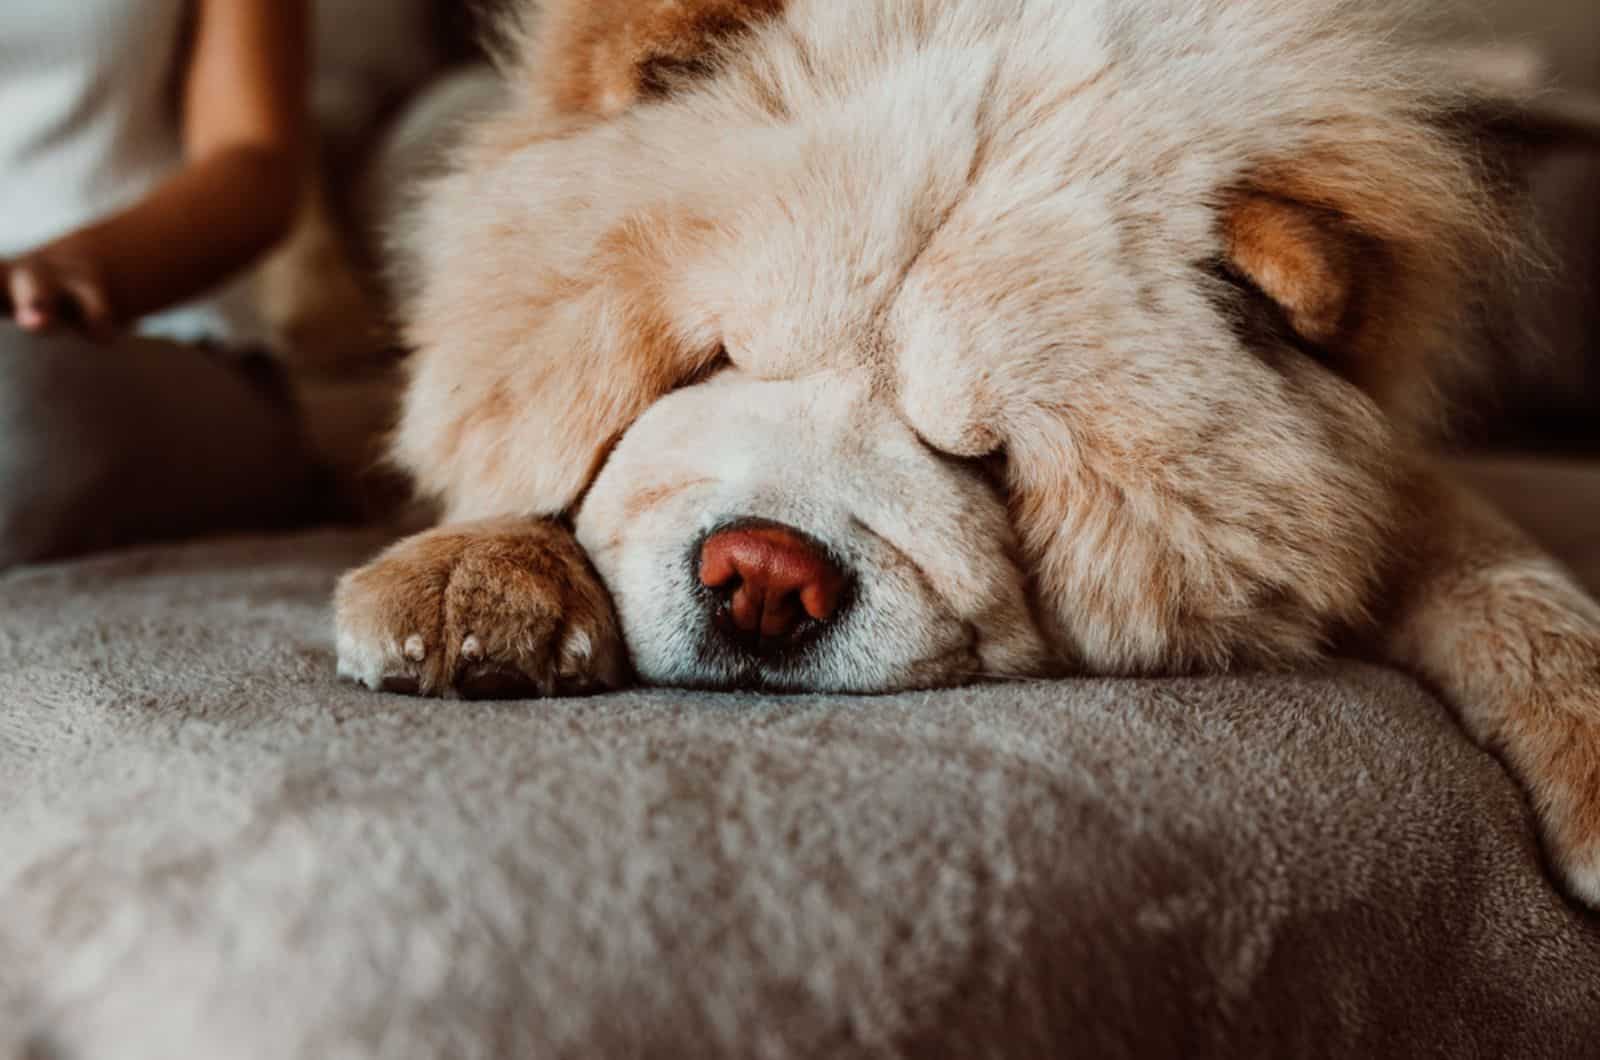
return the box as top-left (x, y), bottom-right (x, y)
top-left (394, 0), bottom-right (1518, 691)
top-left (575, 371), bottom-right (1049, 691)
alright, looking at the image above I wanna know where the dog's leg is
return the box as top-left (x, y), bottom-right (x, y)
top-left (335, 518), bottom-right (629, 699)
top-left (1380, 467), bottom-right (1600, 907)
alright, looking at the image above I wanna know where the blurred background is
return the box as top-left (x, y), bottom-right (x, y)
top-left (1436, 0), bottom-right (1600, 452)
top-left (1451, 0), bottom-right (1600, 90)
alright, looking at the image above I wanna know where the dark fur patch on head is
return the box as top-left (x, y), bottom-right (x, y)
top-left (527, 0), bottom-right (789, 116)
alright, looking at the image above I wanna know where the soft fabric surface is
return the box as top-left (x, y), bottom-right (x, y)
top-left (3, 520), bottom-right (1599, 1059)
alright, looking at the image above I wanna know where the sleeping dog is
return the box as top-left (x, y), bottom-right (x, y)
top-left (334, 0), bottom-right (1600, 908)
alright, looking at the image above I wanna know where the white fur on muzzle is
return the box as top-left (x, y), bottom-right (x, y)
top-left (574, 372), bottom-right (1050, 692)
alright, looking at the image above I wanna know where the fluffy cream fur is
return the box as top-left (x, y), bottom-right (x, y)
top-left (336, 0), bottom-right (1600, 907)
top-left (574, 370), bottom-right (1049, 691)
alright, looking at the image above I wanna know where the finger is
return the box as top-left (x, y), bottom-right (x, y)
top-left (62, 278), bottom-right (116, 341)
top-left (8, 267), bottom-right (59, 331)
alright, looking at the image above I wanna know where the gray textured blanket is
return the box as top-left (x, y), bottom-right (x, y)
top-left (3, 517), bottom-right (1599, 1058)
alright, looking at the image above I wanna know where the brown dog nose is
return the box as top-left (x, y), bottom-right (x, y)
top-left (699, 524), bottom-right (848, 641)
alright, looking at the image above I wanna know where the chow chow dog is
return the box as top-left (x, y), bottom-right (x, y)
top-left (334, 0), bottom-right (1600, 907)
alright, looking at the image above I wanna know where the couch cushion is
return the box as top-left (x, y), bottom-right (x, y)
top-left (2, 528), bottom-right (1598, 1058)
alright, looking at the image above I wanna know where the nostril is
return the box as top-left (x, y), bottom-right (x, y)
top-left (699, 523), bottom-right (849, 643)
top-left (699, 547), bottom-right (743, 596)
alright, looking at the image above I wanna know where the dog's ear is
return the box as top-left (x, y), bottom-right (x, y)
top-left (1218, 192), bottom-right (1362, 357)
top-left (1216, 157), bottom-right (1494, 431)
top-left (526, 0), bottom-right (787, 118)
top-left (1216, 49), bottom-right (1600, 432)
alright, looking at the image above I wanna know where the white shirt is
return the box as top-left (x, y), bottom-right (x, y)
top-left (0, 0), bottom-right (264, 344)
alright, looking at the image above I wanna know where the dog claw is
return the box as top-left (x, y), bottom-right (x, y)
top-left (335, 521), bottom-right (627, 703)
top-left (458, 665), bottom-right (541, 701)
top-left (560, 628), bottom-right (594, 671)
top-left (381, 675), bottom-right (422, 696)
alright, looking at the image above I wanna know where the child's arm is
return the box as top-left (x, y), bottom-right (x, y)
top-left (1, 0), bottom-right (309, 337)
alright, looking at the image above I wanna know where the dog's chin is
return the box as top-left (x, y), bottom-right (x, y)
top-left (628, 610), bottom-right (986, 695)
top-left (572, 375), bottom-right (1052, 693)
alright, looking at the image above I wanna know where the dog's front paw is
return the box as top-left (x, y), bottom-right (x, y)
top-left (334, 518), bottom-right (628, 698)
top-left (1526, 714), bottom-right (1600, 908)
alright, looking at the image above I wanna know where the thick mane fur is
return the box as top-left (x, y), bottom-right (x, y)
top-left (400, 0), bottom-right (1518, 472)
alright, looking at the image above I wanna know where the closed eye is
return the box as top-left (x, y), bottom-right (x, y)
top-left (638, 54), bottom-right (720, 101)
top-left (970, 449), bottom-right (1010, 493)
top-left (908, 427), bottom-right (1010, 494)
top-left (679, 344), bottom-right (733, 389)
top-left (1201, 258), bottom-right (1336, 368)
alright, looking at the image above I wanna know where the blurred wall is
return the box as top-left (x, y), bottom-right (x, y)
top-left (1435, 1), bottom-right (1600, 448)
top-left (1441, 0), bottom-right (1600, 89)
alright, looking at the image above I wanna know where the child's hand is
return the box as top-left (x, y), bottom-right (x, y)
top-left (1, 250), bottom-right (117, 340)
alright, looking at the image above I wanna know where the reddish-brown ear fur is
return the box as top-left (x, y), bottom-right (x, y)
top-left (1221, 128), bottom-right (1518, 432)
top-left (1224, 193), bottom-right (1357, 348)
top-left (533, 0), bottom-right (788, 117)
